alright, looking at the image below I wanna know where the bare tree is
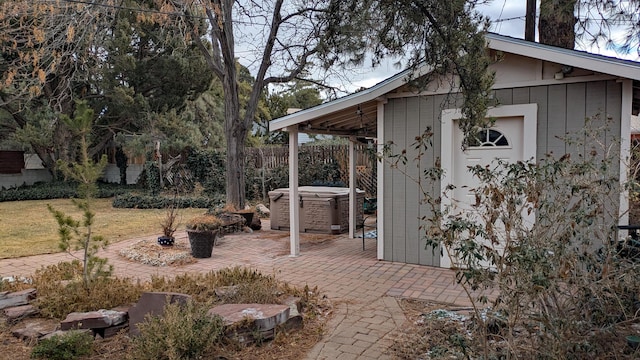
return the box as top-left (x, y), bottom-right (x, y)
top-left (163, 0), bottom-right (336, 208)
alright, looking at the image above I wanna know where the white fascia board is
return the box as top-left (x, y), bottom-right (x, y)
top-left (487, 34), bottom-right (640, 81)
top-left (269, 64), bottom-right (432, 132)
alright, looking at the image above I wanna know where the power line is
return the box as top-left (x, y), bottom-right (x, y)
top-left (493, 15), bottom-right (638, 24)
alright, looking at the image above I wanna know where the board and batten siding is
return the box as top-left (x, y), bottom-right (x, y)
top-left (383, 80), bottom-right (622, 266)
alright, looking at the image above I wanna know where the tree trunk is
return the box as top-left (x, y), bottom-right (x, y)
top-left (525, 0), bottom-right (536, 41)
top-left (223, 69), bottom-right (246, 209)
top-left (539, 0), bottom-right (577, 49)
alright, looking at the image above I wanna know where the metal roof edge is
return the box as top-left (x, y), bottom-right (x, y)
top-left (486, 33), bottom-right (640, 81)
top-left (269, 65), bottom-right (431, 131)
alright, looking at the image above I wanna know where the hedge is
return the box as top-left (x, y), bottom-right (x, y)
top-left (0, 182), bottom-right (131, 202)
top-left (111, 193), bottom-right (225, 209)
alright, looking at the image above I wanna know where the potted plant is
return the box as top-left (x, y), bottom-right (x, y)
top-left (158, 194), bottom-right (180, 246)
top-left (185, 214), bottom-right (222, 258)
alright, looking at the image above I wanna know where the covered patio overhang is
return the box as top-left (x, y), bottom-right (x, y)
top-left (268, 69), bottom-right (419, 258)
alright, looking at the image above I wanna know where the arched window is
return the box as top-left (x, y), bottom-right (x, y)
top-left (469, 128), bottom-right (510, 147)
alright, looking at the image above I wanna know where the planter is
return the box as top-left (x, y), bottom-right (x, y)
top-left (187, 230), bottom-right (218, 258)
top-left (233, 212), bottom-right (254, 227)
top-left (157, 236), bottom-right (175, 246)
top-left (627, 335), bottom-right (640, 350)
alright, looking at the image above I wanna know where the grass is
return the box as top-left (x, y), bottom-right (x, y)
top-left (0, 198), bottom-right (206, 259)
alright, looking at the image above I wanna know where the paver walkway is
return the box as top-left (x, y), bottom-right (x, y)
top-left (0, 220), bottom-right (480, 359)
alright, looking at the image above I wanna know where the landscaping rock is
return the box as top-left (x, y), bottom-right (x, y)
top-left (4, 304), bottom-right (38, 321)
top-left (218, 213), bottom-right (246, 234)
top-left (0, 288), bottom-right (36, 310)
top-left (128, 292), bottom-right (191, 336)
top-left (282, 296), bottom-right (302, 316)
top-left (60, 309), bottom-right (127, 330)
top-left (11, 318), bottom-right (58, 342)
top-left (256, 203), bottom-right (270, 216)
top-left (208, 303), bottom-right (289, 331)
top-left (281, 296), bottom-right (303, 331)
top-left (208, 303), bottom-right (288, 344)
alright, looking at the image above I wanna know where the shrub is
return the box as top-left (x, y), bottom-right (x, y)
top-left (112, 193), bottom-right (224, 209)
top-left (128, 300), bottom-right (225, 360)
top-left (186, 148), bottom-right (226, 196)
top-left (31, 330), bottom-right (93, 360)
top-left (386, 118), bottom-right (640, 358)
top-left (0, 181), bottom-right (131, 202)
top-left (185, 214), bottom-right (223, 232)
top-left (148, 267), bottom-right (281, 304)
top-left (142, 161), bottom-right (162, 195)
top-left (31, 262), bottom-right (144, 319)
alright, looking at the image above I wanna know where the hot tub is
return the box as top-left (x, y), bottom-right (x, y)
top-left (268, 186), bottom-right (364, 234)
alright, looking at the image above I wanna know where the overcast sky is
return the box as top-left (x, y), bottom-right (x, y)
top-left (342, 0), bottom-right (639, 92)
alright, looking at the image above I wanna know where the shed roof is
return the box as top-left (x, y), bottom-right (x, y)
top-left (269, 33), bottom-right (640, 134)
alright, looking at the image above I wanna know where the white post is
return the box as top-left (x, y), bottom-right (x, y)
top-left (376, 99), bottom-right (386, 260)
top-left (619, 79), bottom-right (633, 231)
top-left (349, 137), bottom-right (357, 238)
top-left (288, 127), bottom-right (300, 256)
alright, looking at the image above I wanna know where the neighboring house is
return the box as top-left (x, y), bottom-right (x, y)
top-left (0, 151), bottom-right (52, 188)
top-left (269, 33), bottom-right (640, 268)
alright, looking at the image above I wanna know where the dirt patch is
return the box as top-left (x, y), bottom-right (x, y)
top-left (389, 299), bottom-right (474, 359)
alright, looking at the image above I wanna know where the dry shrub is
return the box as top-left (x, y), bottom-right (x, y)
top-left (390, 300), bottom-right (471, 359)
top-left (148, 266), bottom-right (280, 304)
top-left (389, 119), bottom-right (640, 358)
top-left (128, 300), bottom-right (225, 360)
top-left (31, 261), bottom-right (144, 318)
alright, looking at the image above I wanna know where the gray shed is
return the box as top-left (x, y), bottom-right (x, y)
top-left (269, 33), bottom-right (640, 268)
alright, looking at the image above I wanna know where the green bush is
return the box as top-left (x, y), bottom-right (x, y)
top-left (186, 148), bottom-right (226, 196)
top-left (143, 161), bottom-right (162, 195)
top-left (0, 181), bottom-right (132, 202)
top-left (112, 193), bottom-right (224, 209)
top-left (298, 148), bottom-right (343, 187)
top-left (128, 301), bottom-right (225, 360)
top-left (245, 162), bottom-right (289, 203)
top-left (31, 330), bottom-right (93, 360)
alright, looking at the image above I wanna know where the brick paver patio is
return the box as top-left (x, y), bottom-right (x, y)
top-left (0, 220), bottom-right (478, 359)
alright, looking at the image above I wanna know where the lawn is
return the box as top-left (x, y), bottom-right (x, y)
top-left (0, 198), bottom-right (207, 259)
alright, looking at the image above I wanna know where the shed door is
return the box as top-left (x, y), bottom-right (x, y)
top-left (451, 117), bottom-right (527, 267)
top-left (452, 117), bottom-right (523, 204)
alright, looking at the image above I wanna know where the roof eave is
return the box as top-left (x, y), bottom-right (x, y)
top-left (486, 33), bottom-right (640, 81)
top-left (269, 64), bottom-right (433, 132)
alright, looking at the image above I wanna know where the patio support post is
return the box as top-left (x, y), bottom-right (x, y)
top-left (349, 137), bottom-right (357, 238)
top-left (288, 127), bottom-right (300, 256)
top-left (376, 99), bottom-right (386, 260)
top-left (619, 79), bottom-right (633, 232)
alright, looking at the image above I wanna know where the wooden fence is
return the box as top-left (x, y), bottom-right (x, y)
top-left (246, 144), bottom-right (377, 197)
